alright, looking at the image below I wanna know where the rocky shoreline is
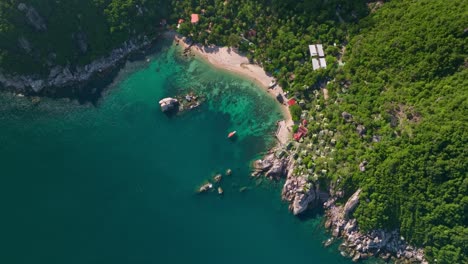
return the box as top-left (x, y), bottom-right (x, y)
top-left (252, 147), bottom-right (427, 263)
top-left (0, 34), bottom-right (158, 102)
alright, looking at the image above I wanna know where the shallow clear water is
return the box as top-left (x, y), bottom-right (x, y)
top-left (0, 41), bottom-right (358, 264)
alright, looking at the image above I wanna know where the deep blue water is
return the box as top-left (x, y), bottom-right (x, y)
top-left (0, 42), bottom-right (357, 264)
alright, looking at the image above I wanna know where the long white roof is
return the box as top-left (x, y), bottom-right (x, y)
top-left (316, 44), bottom-right (325, 57)
top-left (319, 58), bottom-right (327, 68)
top-left (312, 58), bottom-right (320, 70)
top-left (309, 45), bottom-right (317, 57)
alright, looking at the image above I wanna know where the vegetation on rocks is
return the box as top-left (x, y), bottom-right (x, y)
top-left (0, 0), bottom-right (170, 75)
top-left (173, 0), bottom-right (467, 262)
top-left (0, 0), bottom-right (466, 263)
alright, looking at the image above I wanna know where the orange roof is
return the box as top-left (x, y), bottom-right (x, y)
top-left (191, 14), bottom-right (199, 23)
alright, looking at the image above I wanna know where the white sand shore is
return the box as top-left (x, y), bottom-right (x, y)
top-left (169, 32), bottom-right (293, 145)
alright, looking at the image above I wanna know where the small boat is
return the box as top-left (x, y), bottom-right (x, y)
top-left (218, 187), bottom-right (224, 195)
top-left (228, 131), bottom-right (237, 138)
top-left (268, 80), bottom-right (277, 88)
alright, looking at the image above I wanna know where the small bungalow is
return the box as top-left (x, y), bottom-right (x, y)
top-left (248, 29), bottom-right (257, 38)
top-left (177, 19), bottom-right (184, 29)
top-left (276, 93), bottom-right (284, 103)
top-left (191, 14), bottom-right (199, 24)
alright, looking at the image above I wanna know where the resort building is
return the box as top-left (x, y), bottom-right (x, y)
top-left (312, 58), bottom-right (320, 70)
top-left (308, 45), bottom-right (318, 57)
top-left (191, 14), bottom-right (199, 24)
top-left (309, 43), bottom-right (327, 70)
top-left (316, 44), bottom-right (325, 57)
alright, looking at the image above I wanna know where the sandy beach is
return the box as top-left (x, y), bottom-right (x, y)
top-left (168, 32), bottom-right (293, 145)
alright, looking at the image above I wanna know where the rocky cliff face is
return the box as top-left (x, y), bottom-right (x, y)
top-left (252, 149), bottom-right (329, 216)
top-left (0, 36), bottom-right (151, 94)
top-left (324, 189), bottom-right (427, 263)
top-left (253, 150), bottom-right (429, 263)
top-left (17, 3), bottom-right (47, 32)
top-left (281, 162), bottom-right (329, 215)
top-left (252, 152), bottom-right (288, 179)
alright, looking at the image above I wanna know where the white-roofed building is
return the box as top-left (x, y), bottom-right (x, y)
top-left (319, 58), bottom-right (327, 68)
top-left (316, 44), bottom-right (325, 57)
top-left (309, 45), bottom-right (318, 57)
top-left (312, 58), bottom-right (320, 70)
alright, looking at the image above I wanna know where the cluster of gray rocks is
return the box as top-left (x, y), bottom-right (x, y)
top-left (252, 149), bottom-right (427, 263)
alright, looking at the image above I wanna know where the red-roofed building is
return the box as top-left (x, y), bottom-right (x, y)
top-left (287, 99), bottom-right (296, 106)
top-left (293, 126), bottom-right (308, 141)
top-left (177, 19), bottom-right (185, 29)
top-left (191, 14), bottom-right (199, 24)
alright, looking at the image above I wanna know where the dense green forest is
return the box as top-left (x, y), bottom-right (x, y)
top-left (173, 0), bottom-right (467, 263)
top-left (0, 0), bottom-right (466, 263)
top-left (0, 0), bottom-right (169, 75)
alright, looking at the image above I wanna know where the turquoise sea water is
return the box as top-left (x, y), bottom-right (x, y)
top-left (0, 41), bottom-right (359, 263)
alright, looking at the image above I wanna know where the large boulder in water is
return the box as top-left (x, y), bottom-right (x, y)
top-left (159, 97), bottom-right (179, 112)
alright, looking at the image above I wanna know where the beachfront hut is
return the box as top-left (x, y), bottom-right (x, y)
top-left (312, 58), bottom-right (320, 70)
top-left (317, 44), bottom-right (325, 57)
top-left (309, 45), bottom-right (318, 57)
top-left (287, 98), bottom-right (297, 106)
top-left (319, 58), bottom-right (327, 68)
top-left (191, 14), bottom-right (199, 24)
top-left (276, 93), bottom-right (284, 103)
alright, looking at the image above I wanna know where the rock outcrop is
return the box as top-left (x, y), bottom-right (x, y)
top-left (159, 97), bottom-right (179, 112)
top-left (324, 189), bottom-right (427, 263)
top-left (356, 124), bottom-right (366, 137)
top-left (17, 3), bottom-right (47, 31)
top-left (343, 189), bottom-right (361, 219)
top-left (73, 31), bottom-right (89, 55)
top-left (252, 153), bottom-right (287, 179)
top-left (0, 36), bottom-right (151, 93)
top-left (341, 111), bottom-right (353, 122)
top-left (281, 161), bottom-right (328, 215)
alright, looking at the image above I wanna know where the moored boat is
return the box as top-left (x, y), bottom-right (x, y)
top-left (228, 131), bottom-right (237, 138)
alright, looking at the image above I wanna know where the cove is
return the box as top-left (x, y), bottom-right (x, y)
top-left (0, 41), bottom-right (356, 264)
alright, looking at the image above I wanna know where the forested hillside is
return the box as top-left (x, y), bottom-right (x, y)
top-left (0, 0), bottom-right (466, 262)
top-left (0, 0), bottom-right (169, 75)
top-left (337, 1), bottom-right (467, 262)
top-left (173, 0), bottom-right (467, 263)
